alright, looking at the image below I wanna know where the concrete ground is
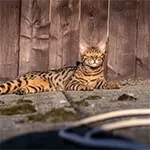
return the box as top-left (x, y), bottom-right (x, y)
top-left (0, 80), bottom-right (150, 149)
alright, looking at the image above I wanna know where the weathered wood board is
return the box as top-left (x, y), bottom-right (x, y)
top-left (0, 0), bottom-right (20, 80)
top-left (107, 0), bottom-right (137, 80)
top-left (19, 0), bottom-right (50, 75)
top-left (80, 0), bottom-right (108, 46)
top-left (0, 0), bottom-right (150, 81)
top-left (136, 0), bottom-right (150, 79)
top-left (49, 0), bottom-right (79, 69)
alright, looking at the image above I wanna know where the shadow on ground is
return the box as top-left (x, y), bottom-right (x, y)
top-left (0, 128), bottom-right (138, 150)
top-left (0, 129), bottom-right (85, 149)
top-left (1, 129), bottom-right (123, 150)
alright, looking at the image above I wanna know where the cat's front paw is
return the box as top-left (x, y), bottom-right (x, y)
top-left (110, 83), bottom-right (120, 89)
top-left (104, 83), bottom-right (121, 89)
top-left (15, 89), bottom-right (26, 95)
top-left (80, 85), bottom-right (93, 91)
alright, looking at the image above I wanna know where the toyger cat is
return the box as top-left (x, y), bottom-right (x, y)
top-left (0, 37), bottom-right (120, 95)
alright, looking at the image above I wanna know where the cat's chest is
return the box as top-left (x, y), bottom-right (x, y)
top-left (85, 75), bottom-right (102, 85)
top-left (76, 73), bottom-right (103, 84)
top-left (75, 67), bottom-right (104, 85)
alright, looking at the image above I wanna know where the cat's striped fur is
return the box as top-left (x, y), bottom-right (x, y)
top-left (0, 37), bottom-right (120, 95)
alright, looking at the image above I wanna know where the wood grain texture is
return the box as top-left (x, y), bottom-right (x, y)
top-left (80, 0), bottom-right (108, 46)
top-left (0, 0), bottom-right (20, 80)
top-left (136, 0), bottom-right (150, 79)
top-left (80, 0), bottom-right (108, 79)
top-left (61, 0), bottom-right (79, 67)
top-left (0, 0), bottom-right (150, 81)
top-left (19, 0), bottom-right (50, 75)
top-left (49, 0), bottom-right (79, 69)
top-left (107, 0), bottom-right (137, 80)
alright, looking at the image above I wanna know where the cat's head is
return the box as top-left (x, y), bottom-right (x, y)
top-left (79, 37), bottom-right (108, 68)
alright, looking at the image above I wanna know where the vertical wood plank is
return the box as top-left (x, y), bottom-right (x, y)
top-left (62, 0), bottom-right (79, 67)
top-left (0, 0), bottom-right (20, 80)
top-left (19, 0), bottom-right (50, 75)
top-left (80, 0), bottom-right (108, 46)
top-left (49, 0), bottom-right (79, 69)
top-left (107, 0), bottom-right (137, 80)
top-left (136, 0), bottom-right (150, 79)
top-left (49, 0), bottom-right (62, 69)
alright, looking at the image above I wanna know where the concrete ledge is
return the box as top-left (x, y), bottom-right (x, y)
top-left (0, 83), bottom-right (150, 147)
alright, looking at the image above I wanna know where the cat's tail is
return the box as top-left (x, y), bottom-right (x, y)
top-left (0, 77), bottom-right (27, 95)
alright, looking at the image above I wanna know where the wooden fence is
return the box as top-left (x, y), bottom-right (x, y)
top-left (0, 0), bottom-right (150, 81)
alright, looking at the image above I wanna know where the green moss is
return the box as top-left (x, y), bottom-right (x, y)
top-left (27, 108), bottom-right (80, 123)
top-left (84, 95), bottom-right (102, 100)
top-left (27, 113), bottom-right (48, 122)
top-left (0, 104), bottom-right (36, 115)
top-left (70, 100), bottom-right (89, 107)
top-left (17, 99), bottom-right (33, 104)
top-left (117, 94), bottom-right (137, 101)
top-left (0, 100), bottom-right (5, 104)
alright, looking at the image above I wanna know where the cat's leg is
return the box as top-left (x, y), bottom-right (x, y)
top-left (15, 76), bottom-right (53, 95)
top-left (15, 84), bottom-right (54, 95)
top-left (77, 84), bottom-right (93, 91)
top-left (102, 81), bottom-right (120, 89)
top-left (15, 85), bottom-right (44, 95)
top-left (96, 79), bottom-right (120, 89)
top-left (67, 84), bottom-right (93, 91)
top-left (66, 81), bottom-right (93, 91)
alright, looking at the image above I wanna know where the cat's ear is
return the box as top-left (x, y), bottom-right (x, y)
top-left (97, 37), bottom-right (108, 53)
top-left (79, 39), bottom-right (89, 55)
